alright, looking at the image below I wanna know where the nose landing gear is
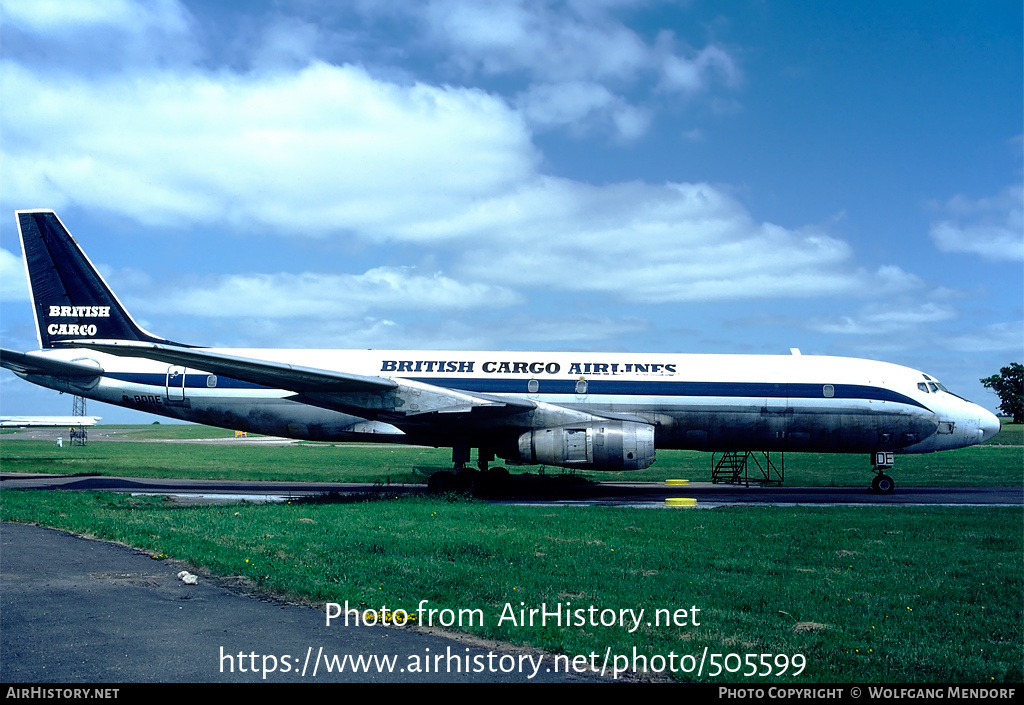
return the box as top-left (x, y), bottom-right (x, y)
top-left (871, 451), bottom-right (895, 494)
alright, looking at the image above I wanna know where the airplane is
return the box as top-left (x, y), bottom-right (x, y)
top-left (1, 210), bottom-right (1001, 493)
top-left (0, 416), bottom-right (100, 428)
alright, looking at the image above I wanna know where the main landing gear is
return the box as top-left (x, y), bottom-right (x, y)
top-left (427, 443), bottom-right (509, 495)
top-left (871, 451), bottom-right (895, 494)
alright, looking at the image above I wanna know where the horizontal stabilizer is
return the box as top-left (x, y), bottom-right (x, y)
top-left (0, 348), bottom-right (104, 379)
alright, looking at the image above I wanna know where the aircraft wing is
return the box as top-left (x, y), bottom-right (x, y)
top-left (1, 348), bottom-right (105, 380)
top-left (72, 340), bottom-right (537, 421)
top-left (1, 415), bottom-right (101, 427)
top-left (75, 340), bottom-right (395, 393)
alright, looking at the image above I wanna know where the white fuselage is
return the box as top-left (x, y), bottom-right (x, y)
top-left (20, 347), bottom-right (1000, 459)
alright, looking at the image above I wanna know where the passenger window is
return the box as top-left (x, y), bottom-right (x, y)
top-left (822, 384), bottom-right (834, 398)
top-left (207, 375), bottom-right (218, 388)
top-left (575, 379), bottom-right (588, 394)
top-left (528, 379), bottom-right (539, 394)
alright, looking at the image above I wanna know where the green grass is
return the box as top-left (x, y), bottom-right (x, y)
top-left (0, 440), bottom-right (448, 483)
top-left (2, 433), bottom-right (1021, 487)
top-left (91, 424), bottom-right (243, 440)
top-left (586, 445), bottom-right (1023, 487)
top-left (1, 490), bottom-right (1020, 683)
top-left (2, 424), bottom-right (1020, 681)
top-left (985, 421), bottom-right (1022, 446)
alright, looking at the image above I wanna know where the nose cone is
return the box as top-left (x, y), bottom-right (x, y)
top-left (979, 408), bottom-right (1001, 443)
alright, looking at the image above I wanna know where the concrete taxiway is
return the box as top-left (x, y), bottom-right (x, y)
top-left (2, 472), bottom-right (1020, 507)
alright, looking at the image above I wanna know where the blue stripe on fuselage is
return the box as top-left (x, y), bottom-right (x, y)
top-left (105, 373), bottom-right (267, 389)
top-left (412, 377), bottom-right (928, 409)
top-left (103, 372), bottom-right (928, 410)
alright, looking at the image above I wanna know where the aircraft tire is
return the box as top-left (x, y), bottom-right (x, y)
top-left (455, 468), bottom-right (480, 492)
top-left (472, 467), bottom-right (511, 498)
top-left (428, 471), bottom-right (457, 494)
top-left (871, 474), bottom-right (895, 494)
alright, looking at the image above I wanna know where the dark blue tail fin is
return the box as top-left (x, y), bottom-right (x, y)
top-left (17, 210), bottom-right (182, 349)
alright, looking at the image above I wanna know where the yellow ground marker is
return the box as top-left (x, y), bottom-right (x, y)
top-left (665, 497), bottom-right (697, 507)
top-left (665, 479), bottom-right (689, 486)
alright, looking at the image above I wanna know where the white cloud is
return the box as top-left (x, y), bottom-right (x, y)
top-left (421, 0), bottom-right (650, 82)
top-left (808, 302), bottom-right (957, 336)
top-left (1, 4), bottom-right (916, 308)
top-left (403, 0), bottom-right (739, 139)
top-left (1, 61), bottom-right (538, 231)
top-left (446, 179), bottom-right (923, 303)
top-left (657, 42), bottom-right (740, 94)
top-left (0, 248), bottom-right (29, 301)
top-left (0, 0), bottom-right (186, 33)
top-left (516, 81), bottom-right (652, 139)
top-left (929, 184), bottom-right (1024, 261)
top-left (944, 321), bottom-right (1024, 353)
top-left (0, 0), bottom-right (198, 71)
top-left (492, 313), bottom-right (649, 345)
top-left (518, 81), bottom-right (615, 128)
top-left (151, 268), bottom-right (521, 319)
top-left (418, 1), bottom-right (738, 93)
top-left (250, 17), bottom-right (323, 72)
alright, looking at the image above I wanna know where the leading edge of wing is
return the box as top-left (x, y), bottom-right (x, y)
top-left (71, 340), bottom-right (537, 417)
top-left (71, 340), bottom-right (397, 393)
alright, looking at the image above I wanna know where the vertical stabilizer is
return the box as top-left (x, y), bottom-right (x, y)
top-left (17, 210), bottom-right (181, 349)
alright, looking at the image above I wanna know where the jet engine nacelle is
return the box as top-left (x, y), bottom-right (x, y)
top-left (517, 421), bottom-right (656, 471)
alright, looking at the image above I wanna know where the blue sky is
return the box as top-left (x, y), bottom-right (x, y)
top-left (1, 0), bottom-right (1021, 423)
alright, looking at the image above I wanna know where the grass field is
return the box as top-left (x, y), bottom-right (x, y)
top-left (1, 423), bottom-right (1021, 682)
top-left (1, 491), bottom-right (1020, 682)
top-left (2, 422), bottom-right (1022, 487)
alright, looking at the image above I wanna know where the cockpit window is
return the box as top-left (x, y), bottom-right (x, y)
top-left (920, 374), bottom-right (949, 393)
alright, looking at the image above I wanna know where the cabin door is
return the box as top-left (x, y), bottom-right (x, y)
top-left (166, 366), bottom-right (186, 402)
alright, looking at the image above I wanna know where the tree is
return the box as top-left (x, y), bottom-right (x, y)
top-left (980, 363), bottom-right (1023, 424)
